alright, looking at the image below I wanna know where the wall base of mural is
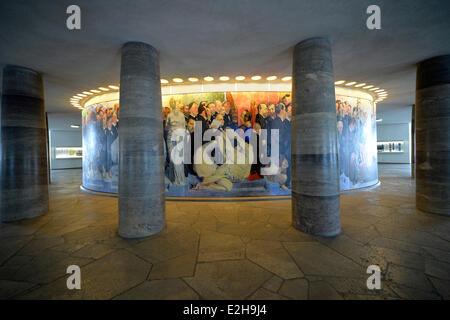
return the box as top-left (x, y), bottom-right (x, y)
top-left (165, 177), bottom-right (291, 197)
top-left (81, 163), bottom-right (292, 197)
top-left (80, 180), bottom-right (380, 199)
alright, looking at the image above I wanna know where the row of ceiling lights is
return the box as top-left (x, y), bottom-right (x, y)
top-left (70, 78), bottom-right (388, 109)
top-left (334, 80), bottom-right (388, 103)
top-left (160, 75), bottom-right (292, 84)
top-left (70, 85), bottom-right (120, 109)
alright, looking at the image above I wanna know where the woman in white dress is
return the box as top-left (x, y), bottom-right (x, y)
top-left (166, 104), bottom-right (187, 185)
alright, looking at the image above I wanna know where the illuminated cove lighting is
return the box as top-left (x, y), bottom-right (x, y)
top-left (70, 77), bottom-right (389, 110)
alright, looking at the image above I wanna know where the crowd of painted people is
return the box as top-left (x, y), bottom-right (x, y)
top-left (82, 103), bottom-right (120, 181)
top-left (82, 95), bottom-right (375, 192)
top-left (163, 94), bottom-right (293, 191)
top-left (336, 99), bottom-right (376, 188)
top-left (82, 94), bottom-right (293, 192)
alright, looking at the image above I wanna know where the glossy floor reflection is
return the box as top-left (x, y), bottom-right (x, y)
top-left (0, 164), bottom-right (449, 300)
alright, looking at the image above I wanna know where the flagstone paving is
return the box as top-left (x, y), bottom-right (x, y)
top-left (0, 165), bottom-right (449, 300)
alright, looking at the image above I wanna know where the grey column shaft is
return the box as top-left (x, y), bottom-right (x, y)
top-left (416, 55), bottom-right (450, 215)
top-left (118, 42), bottom-right (165, 238)
top-left (291, 38), bottom-right (341, 236)
top-left (1, 65), bottom-right (49, 221)
top-left (411, 104), bottom-right (416, 178)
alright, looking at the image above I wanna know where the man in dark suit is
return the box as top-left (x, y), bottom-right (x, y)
top-left (283, 105), bottom-right (292, 187)
top-left (255, 103), bottom-right (268, 130)
top-left (222, 100), bottom-right (234, 130)
top-left (269, 104), bottom-right (286, 158)
top-left (195, 105), bottom-right (210, 145)
top-left (266, 102), bottom-right (277, 157)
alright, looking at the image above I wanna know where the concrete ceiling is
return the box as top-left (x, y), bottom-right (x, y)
top-left (0, 0), bottom-right (449, 113)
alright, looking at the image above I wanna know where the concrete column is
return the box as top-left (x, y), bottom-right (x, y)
top-left (118, 42), bottom-right (165, 238)
top-left (1, 65), bottom-right (49, 221)
top-left (291, 38), bottom-right (341, 236)
top-left (411, 104), bottom-right (416, 178)
top-left (416, 55), bottom-right (450, 215)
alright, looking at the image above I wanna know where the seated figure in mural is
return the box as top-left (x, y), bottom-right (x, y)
top-left (265, 154), bottom-right (289, 191)
top-left (166, 100), bottom-right (187, 186)
top-left (191, 132), bottom-right (253, 191)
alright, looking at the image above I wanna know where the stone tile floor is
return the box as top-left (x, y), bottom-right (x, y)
top-left (0, 165), bottom-right (449, 300)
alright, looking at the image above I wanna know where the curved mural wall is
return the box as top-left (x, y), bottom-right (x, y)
top-left (81, 85), bottom-right (378, 196)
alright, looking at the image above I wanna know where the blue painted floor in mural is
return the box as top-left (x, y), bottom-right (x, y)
top-left (82, 177), bottom-right (119, 194)
top-left (82, 165), bottom-right (119, 193)
top-left (83, 174), bottom-right (291, 197)
top-left (83, 164), bottom-right (377, 197)
top-left (83, 165), bottom-right (292, 196)
top-left (82, 169), bottom-right (378, 197)
top-left (166, 178), bottom-right (292, 197)
top-left (83, 171), bottom-right (379, 197)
